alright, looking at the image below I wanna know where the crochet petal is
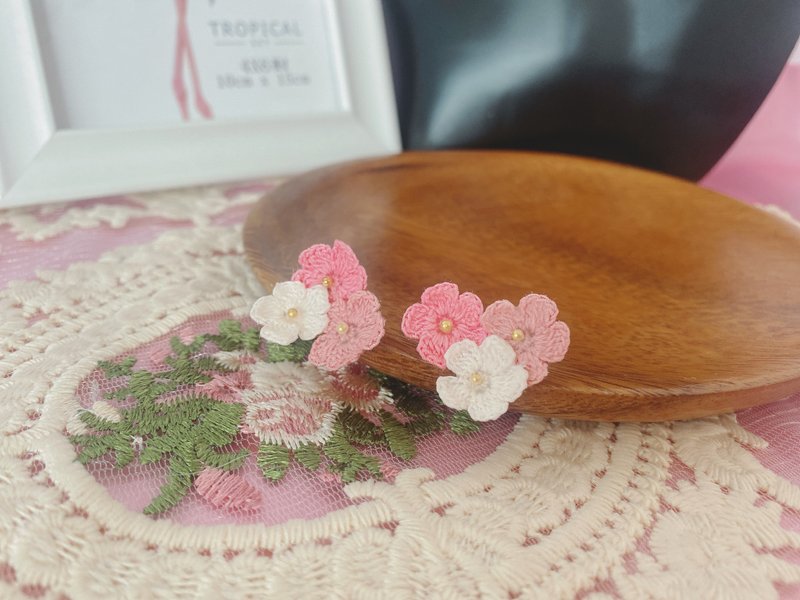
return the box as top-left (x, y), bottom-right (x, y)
top-left (296, 243), bottom-right (334, 274)
top-left (260, 319), bottom-right (300, 345)
top-left (480, 299), bottom-right (518, 337)
top-left (519, 293), bottom-right (559, 327)
top-left (417, 334), bottom-right (451, 369)
top-left (298, 313), bottom-right (329, 340)
top-left (420, 282), bottom-right (459, 310)
top-left (436, 375), bottom-right (471, 411)
top-left (443, 339), bottom-right (481, 377)
top-left (523, 359), bottom-right (549, 385)
top-left (536, 321), bottom-right (571, 363)
top-left (466, 397), bottom-right (511, 422)
top-left (451, 291), bottom-right (484, 323)
top-left (454, 322), bottom-right (488, 346)
top-left (250, 295), bottom-right (283, 323)
top-left (308, 332), bottom-right (359, 371)
top-left (487, 363), bottom-right (528, 402)
top-left (479, 336), bottom-right (518, 375)
top-left (332, 241), bottom-right (368, 291)
top-left (303, 285), bottom-right (331, 315)
top-left (355, 313), bottom-right (385, 353)
top-left (401, 302), bottom-right (435, 339)
top-left (273, 280), bottom-right (307, 305)
top-left (348, 290), bottom-right (381, 315)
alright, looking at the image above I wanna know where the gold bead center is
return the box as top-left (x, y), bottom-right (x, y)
top-left (336, 322), bottom-right (349, 335)
top-left (321, 276), bottom-right (333, 288)
top-left (286, 308), bottom-right (299, 319)
top-left (511, 328), bottom-right (525, 341)
top-left (470, 372), bottom-right (484, 385)
top-left (439, 319), bottom-right (453, 333)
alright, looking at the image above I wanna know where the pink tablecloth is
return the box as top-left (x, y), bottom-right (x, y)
top-left (0, 64), bottom-right (798, 600)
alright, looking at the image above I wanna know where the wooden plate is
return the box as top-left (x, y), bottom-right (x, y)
top-left (244, 151), bottom-right (800, 421)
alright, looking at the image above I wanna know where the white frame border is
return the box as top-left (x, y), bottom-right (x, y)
top-left (0, 0), bottom-right (400, 207)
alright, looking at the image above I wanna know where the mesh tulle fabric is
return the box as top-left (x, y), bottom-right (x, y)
top-left (73, 314), bottom-right (517, 525)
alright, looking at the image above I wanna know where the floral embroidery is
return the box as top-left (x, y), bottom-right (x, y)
top-left (401, 282), bottom-right (487, 368)
top-left (194, 467), bottom-right (261, 512)
top-left (481, 294), bottom-right (570, 384)
top-left (71, 320), bottom-right (482, 515)
top-left (330, 363), bottom-right (393, 413)
top-left (291, 240), bottom-right (368, 302)
top-left (436, 335), bottom-right (528, 421)
top-left (212, 349), bottom-right (257, 370)
top-left (250, 281), bottom-right (329, 345)
top-left (195, 370), bottom-right (253, 403)
top-left (308, 291), bottom-right (385, 371)
top-left (240, 367), bottom-right (342, 448)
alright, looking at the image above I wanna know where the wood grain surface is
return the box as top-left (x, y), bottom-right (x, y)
top-left (244, 151), bottom-right (800, 421)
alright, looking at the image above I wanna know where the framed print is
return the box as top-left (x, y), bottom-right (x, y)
top-left (0, 0), bottom-right (400, 207)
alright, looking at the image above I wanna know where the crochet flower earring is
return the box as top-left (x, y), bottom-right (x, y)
top-left (402, 283), bottom-right (570, 421)
top-left (250, 241), bottom-right (385, 371)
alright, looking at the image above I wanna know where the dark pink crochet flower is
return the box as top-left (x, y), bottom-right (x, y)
top-left (195, 371), bottom-right (253, 403)
top-left (481, 293), bottom-right (570, 384)
top-left (308, 291), bottom-right (385, 371)
top-left (401, 282), bottom-right (487, 369)
top-left (292, 240), bottom-right (367, 302)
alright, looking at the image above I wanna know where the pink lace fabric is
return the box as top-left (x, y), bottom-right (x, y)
top-left (0, 61), bottom-right (798, 599)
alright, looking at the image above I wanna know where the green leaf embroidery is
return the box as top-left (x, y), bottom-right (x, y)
top-left (265, 339), bottom-right (313, 363)
top-left (338, 409), bottom-right (385, 446)
top-left (450, 410), bottom-right (480, 435)
top-left (257, 443), bottom-right (290, 481)
top-left (79, 411), bottom-right (129, 434)
top-left (323, 425), bottom-right (382, 483)
top-left (74, 319), bottom-right (487, 515)
top-left (143, 445), bottom-right (198, 515)
top-left (97, 357), bottom-right (136, 378)
top-left (379, 410), bottom-right (416, 460)
top-left (205, 320), bottom-right (262, 352)
top-left (294, 444), bottom-right (322, 472)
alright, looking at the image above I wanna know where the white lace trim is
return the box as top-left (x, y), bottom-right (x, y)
top-left (0, 197), bottom-right (799, 597)
top-left (0, 184), bottom-right (271, 241)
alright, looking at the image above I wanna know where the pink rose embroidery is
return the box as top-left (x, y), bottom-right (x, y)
top-left (481, 294), bottom-right (570, 384)
top-left (401, 282), bottom-right (487, 369)
top-left (240, 389), bottom-right (341, 449)
top-left (308, 291), bottom-right (385, 371)
top-left (330, 363), bottom-right (391, 413)
top-left (292, 240), bottom-right (367, 302)
top-left (195, 371), bottom-right (253, 403)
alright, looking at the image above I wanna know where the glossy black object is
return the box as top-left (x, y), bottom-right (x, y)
top-left (383, 1), bottom-right (800, 180)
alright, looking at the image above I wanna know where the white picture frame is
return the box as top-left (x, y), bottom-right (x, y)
top-left (0, 0), bottom-right (400, 208)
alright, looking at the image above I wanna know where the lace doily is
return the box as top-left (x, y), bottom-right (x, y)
top-left (1, 185), bottom-right (800, 599)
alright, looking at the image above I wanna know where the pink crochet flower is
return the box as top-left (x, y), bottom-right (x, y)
top-left (196, 371), bottom-right (253, 403)
top-left (308, 291), bottom-right (385, 371)
top-left (481, 293), bottom-right (570, 384)
top-left (292, 240), bottom-right (367, 302)
top-left (401, 282), bottom-right (487, 369)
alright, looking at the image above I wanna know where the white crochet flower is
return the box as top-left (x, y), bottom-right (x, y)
top-left (250, 281), bottom-right (330, 345)
top-left (436, 335), bottom-right (528, 421)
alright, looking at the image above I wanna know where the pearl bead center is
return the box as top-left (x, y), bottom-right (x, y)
top-left (439, 319), bottom-right (453, 333)
top-left (511, 328), bottom-right (525, 341)
top-left (321, 276), bottom-right (333, 288)
top-left (336, 322), bottom-right (349, 335)
top-left (286, 308), bottom-right (299, 319)
top-left (470, 372), bottom-right (485, 385)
